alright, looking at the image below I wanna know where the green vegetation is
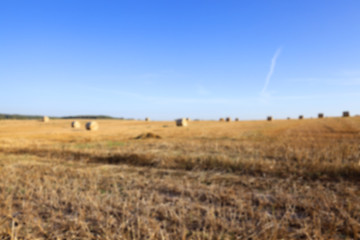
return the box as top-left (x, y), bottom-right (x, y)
top-left (0, 113), bottom-right (43, 120)
top-left (0, 113), bottom-right (125, 120)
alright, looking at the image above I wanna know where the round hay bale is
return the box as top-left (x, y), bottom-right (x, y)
top-left (71, 121), bottom-right (81, 128)
top-left (186, 117), bottom-right (191, 121)
top-left (219, 118), bottom-right (225, 122)
top-left (287, 117), bottom-right (291, 120)
top-left (42, 116), bottom-right (49, 122)
top-left (299, 115), bottom-right (304, 120)
top-left (85, 121), bottom-right (99, 131)
top-left (145, 117), bottom-right (150, 122)
top-left (318, 113), bottom-right (324, 119)
top-left (235, 118), bottom-right (239, 121)
top-left (267, 116), bottom-right (272, 121)
top-left (226, 117), bottom-right (232, 122)
top-left (175, 118), bottom-right (188, 127)
top-left (343, 111), bottom-right (350, 117)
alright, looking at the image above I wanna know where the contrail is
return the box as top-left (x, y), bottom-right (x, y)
top-left (261, 48), bottom-right (282, 94)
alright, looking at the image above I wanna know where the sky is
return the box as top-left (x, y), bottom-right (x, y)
top-left (1, 0), bottom-right (360, 120)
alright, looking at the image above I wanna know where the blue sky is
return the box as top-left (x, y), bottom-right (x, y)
top-left (1, 0), bottom-right (360, 120)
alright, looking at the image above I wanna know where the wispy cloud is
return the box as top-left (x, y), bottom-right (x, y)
top-left (132, 70), bottom-right (180, 81)
top-left (261, 48), bottom-right (282, 95)
top-left (84, 87), bottom-right (359, 110)
top-left (336, 79), bottom-right (360, 86)
top-left (135, 73), bottom-right (165, 80)
top-left (289, 77), bottom-right (360, 86)
top-left (342, 70), bottom-right (360, 77)
top-left (82, 85), bottom-right (256, 105)
top-left (273, 91), bottom-right (360, 100)
top-left (197, 85), bottom-right (211, 96)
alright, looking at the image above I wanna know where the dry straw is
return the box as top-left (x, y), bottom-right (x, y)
top-left (42, 116), bottom-right (49, 122)
top-left (175, 118), bottom-right (188, 127)
top-left (226, 117), bottom-right (232, 122)
top-left (219, 118), bottom-right (225, 122)
top-left (145, 117), bottom-right (150, 122)
top-left (71, 121), bottom-right (81, 128)
top-left (85, 121), bottom-right (99, 131)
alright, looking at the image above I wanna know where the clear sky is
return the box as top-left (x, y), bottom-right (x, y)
top-left (1, 1), bottom-right (360, 120)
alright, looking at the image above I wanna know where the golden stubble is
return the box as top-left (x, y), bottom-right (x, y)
top-left (0, 117), bottom-right (359, 239)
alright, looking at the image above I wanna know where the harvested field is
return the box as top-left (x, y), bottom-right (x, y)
top-left (0, 118), bottom-right (360, 239)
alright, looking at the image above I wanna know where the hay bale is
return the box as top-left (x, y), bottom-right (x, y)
top-left (71, 121), bottom-right (81, 128)
top-left (299, 115), bottom-right (304, 120)
top-left (318, 113), bottom-right (324, 119)
top-left (145, 117), bottom-right (150, 122)
top-left (42, 116), bottom-right (49, 122)
top-left (85, 121), bottom-right (99, 131)
top-left (267, 116), bottom-right (272, 121)
top-left (219, 118), bottom-right (225, 122)
top-left (235, 118), bottom-right (239, 121)
top-left (343, 111), bottom-right (350, 117)
top-left (226, 117), bottom-right (232, 122)
top-left (175, 118), bottom-right (188, 127)
top-left (287, 117), bottom-right (291, 120)
top-left (186, 118), bottom-right (191, 121)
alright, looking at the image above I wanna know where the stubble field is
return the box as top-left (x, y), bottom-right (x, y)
top-left (0, 117), bottom-right (359, 239)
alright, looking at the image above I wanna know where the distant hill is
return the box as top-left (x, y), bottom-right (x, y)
top-left (0, 114), bottom-right (124, 120)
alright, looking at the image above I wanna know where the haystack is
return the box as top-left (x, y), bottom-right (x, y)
top-left (235, 118), bottom-right (239, 121)
top-left (175, 118), bottom-right (188, 127)
top-left (318, 113), bottom-right (324, 119)
top-left (226, 117), bottom-right (232, 122)
top-left (299, 115), bottom-right (304, 120)
top-left (219, 118), bottom-right (225, 122)
top-left (343, 111), bottom-right (350, 117)
top-left (186, 118), bottom-right (191, 121)
top-left (42, 116), bottom-right (49, 122)
top-left (135, 132), bottom-right (161, 139)
top-left (145, 117), bottom-right (150, 122)
top-left (71, 121), bottom-right (81, 128)
top-left (85, 121), bottom-right (99, 131)
top-left (267, 116), bottom-right (272, 121)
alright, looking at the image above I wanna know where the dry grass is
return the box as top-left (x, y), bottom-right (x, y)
top-left (0, 118), bottom-right (359, 239)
